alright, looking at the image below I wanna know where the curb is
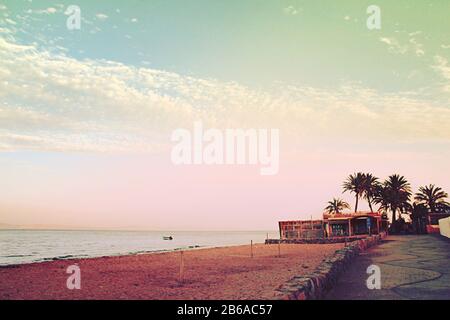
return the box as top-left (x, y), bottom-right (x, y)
top-left (274, 233), bottom-right (386, 300)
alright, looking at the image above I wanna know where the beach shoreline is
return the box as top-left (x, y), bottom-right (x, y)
top-left (0, 229), bottom-right (278, 266)
top-left (0, 244), bottom-right (208, 268)
top-left (0, 242), bottom-right (344, 300)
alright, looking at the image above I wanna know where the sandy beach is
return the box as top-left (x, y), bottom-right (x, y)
top-left (0, 242), bottom-right (343, 300)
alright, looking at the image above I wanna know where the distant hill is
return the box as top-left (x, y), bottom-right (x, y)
top-left (0, 223), bottom-right (20, 229)
top-left (0, 223), bottom-right (76, 230)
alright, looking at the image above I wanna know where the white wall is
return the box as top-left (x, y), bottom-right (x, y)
top-left (439, 217), bottom-right (450, 238)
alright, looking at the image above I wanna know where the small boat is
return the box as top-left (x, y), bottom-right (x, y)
top-left (163, 236), bottom-right (173, 240)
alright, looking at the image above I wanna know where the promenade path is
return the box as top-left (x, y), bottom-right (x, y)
top-left (325, 234), bottom-right (450, 300)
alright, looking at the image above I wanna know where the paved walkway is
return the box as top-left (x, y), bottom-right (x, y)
top-left (325, 234), bottom-right (450, 300)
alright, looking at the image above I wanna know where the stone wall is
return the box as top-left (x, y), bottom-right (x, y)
top-left (265, 235), bottom-right (368, 245)
top-left (273, 233), bottom-right (386, 300)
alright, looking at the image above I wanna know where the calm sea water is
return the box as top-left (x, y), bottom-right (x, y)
top-left (0, 230), bottom-right (278, 266)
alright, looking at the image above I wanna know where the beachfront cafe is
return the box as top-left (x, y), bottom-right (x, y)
top-left (279, 212), bottom-right (388, 239)
top-left (278, 219), bottom-right (325, 239)
top-left (323, 212), bottom-right (388, 238)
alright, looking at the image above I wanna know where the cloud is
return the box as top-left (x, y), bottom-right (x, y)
top-left (28, 7), bottom-right (58, 15)
top-left (5, 18), bottom-right (17, 25)
top-left (409, 37), bottom-right (425, 57)
top-left (379, 34), bottom-right (425, 57)
top-left (379, 37), bottom-right (408, 55)
top-left (433, 56), bottom-right (450, 92)
top-left (0, 19), bottom-right (449, 153)
top-left (95, 13), bottom-right (108, 20)
top-left (46, 7), bottom-right (57, 14)
top-left (409, 31), bottom-right (422, 37)
top-left (283, 6), bottom-right (299, 16)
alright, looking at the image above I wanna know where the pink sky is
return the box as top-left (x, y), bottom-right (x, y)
top-left (1, 144), bottom-right (448, 231)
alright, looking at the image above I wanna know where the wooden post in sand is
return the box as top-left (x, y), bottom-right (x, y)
top-left (179, 251), bottom-right (185, 283)
top-left (250, 240), bottom-right (254, 258)
top-left (277, 241), bottom-right (281, 258)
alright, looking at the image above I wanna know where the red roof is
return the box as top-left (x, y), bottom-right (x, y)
top-left (323, 211), bottom-right (383, 219)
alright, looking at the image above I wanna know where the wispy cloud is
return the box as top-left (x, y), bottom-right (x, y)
top-left (26, 7), bottom-right (58, 15)
top-left (409, 37), bottom-right (425, 57)
top-left (379, 37), bottom-right (408, 55)
top-left (433, 56), bottom-right (450, 92)
top-left (283, 6), bottom-right (300, 16)
top-left (1, 31), bottom-right (449, 153)
top-left (379, 33), bottom-right (425, 57)
top-left (95, 13), bottom-right (108, 20)
top-left (0, 9), bottom-right (448, 154)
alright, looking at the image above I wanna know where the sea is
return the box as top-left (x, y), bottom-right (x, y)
top-left (0, 230), bottom-right (279, 266)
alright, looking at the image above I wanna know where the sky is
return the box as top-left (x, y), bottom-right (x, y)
top-left (0, 0), bottom-right (449, 230)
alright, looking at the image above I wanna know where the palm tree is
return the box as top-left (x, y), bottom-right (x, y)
top-left (373, 174), bottom-right (411, 224)
top-left (362, 173), bottom-right (379, 213)
top-left (343, 172), bottom-right (366, 212)
top-left (324, 198), bottom-right (350, 215)
top-left (373, 184), bottom-right (390, 214)
top-left (414, 184), bottom-right (449, 212)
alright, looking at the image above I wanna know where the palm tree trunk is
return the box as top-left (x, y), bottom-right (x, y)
top-left (355, 196), bottom-right (358, 213)
top-left (368, 196), bottom-right (373, 213)
top-left (391, 207), bottom-right (397, 224)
